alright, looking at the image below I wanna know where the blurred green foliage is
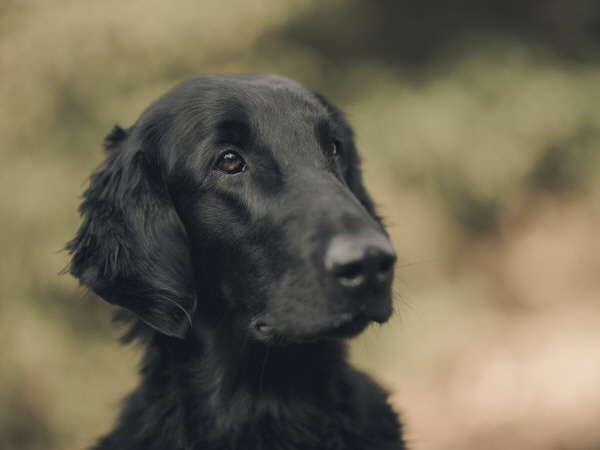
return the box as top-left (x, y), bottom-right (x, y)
top-left (1, 1), bottom-right (600, 449)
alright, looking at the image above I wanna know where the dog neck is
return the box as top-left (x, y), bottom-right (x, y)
top-left (135, 315), bottom-right (350, 441)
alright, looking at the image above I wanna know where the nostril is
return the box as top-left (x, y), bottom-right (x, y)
top-left (334, 261), bottom-right (366, 287)
top-left (376, 254), bottom-right (395, 280)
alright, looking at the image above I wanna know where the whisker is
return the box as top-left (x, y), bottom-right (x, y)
top-left (392, 285), bottom-right (428, 324)
top-left (259, 346), bottom-right (270, 393)
top-left (395, 259), bottom-right (439, 270)
top-left (215, 304), bottom-right (235, 333)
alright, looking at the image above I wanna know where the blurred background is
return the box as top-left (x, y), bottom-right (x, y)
top-left (1, 1), bottom-right (600, 449)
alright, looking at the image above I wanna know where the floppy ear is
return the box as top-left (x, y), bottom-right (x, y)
top-left (67, 125), bottom-right (196, 338)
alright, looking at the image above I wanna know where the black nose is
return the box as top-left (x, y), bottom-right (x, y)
top-left (324, 232), bottom-right (396, 290)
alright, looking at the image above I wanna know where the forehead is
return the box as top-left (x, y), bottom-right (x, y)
top-left (156, 75), bottom-right (331, 141)
top-left (199, 74), bottom-right (322, 110)
top-left (203, 76), bottom-right (329, 133)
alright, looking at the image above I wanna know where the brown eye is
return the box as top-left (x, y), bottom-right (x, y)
top-left (215, 151), bottom-right (246, 174)
top-left (331, 140), bottom-right (339, 156)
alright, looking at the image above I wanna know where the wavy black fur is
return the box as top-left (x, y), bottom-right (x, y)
top-left (67, 75), bottom-right (405, 450)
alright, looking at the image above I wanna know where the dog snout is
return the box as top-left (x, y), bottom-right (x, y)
top-left (324, 231), bottom-right (396, 291)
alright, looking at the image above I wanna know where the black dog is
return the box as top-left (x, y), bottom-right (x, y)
top-left (68, 75), bottom-right (405, 450)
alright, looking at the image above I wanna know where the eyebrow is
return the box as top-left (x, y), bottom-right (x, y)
top-left (214, 119), bottom-right (252, 146)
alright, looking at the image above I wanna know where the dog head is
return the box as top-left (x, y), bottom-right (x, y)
top-left (68, 75), bottom-right (395, 344)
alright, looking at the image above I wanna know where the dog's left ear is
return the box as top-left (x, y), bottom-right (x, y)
top-left (67, 125), bottom-right (196, 338)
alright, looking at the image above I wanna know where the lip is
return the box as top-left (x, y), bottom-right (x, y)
top-left (251, 312), bottom-right (376, 346)
top-left (321, 313), bottom-right (371, 339)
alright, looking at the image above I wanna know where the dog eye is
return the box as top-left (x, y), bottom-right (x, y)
top-left (330, 140), bottom-right (340, 156)
top-left (215, 151), bottom-right (246, 174)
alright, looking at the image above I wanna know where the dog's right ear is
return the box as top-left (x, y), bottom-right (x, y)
top-left (67, 125), bottom-right (197, 339)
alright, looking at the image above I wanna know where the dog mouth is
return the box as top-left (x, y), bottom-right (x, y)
top-left (321, 313), bottom-right (372, 338)
top-left (251, 311), bottom-right (389, 346)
